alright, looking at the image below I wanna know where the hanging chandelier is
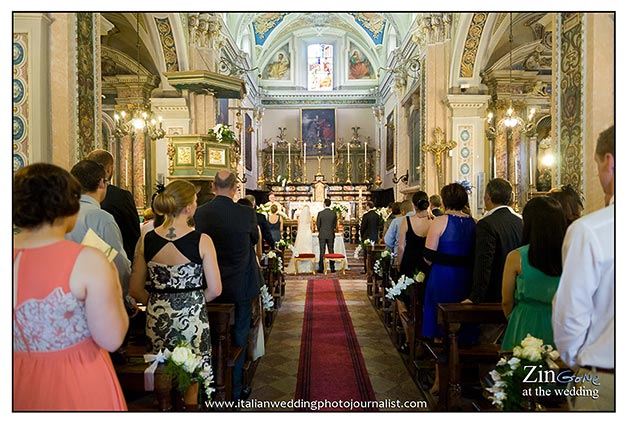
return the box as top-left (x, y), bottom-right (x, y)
top-left (114, 13), bottom-right (165, 141)
top-left (494, 13), bottom-right (535, 133)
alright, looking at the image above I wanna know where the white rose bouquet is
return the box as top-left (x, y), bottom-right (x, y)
top-left (144, 342), bottom-right (215, 402)
top-left (485, 334), bottom-right (561, 410)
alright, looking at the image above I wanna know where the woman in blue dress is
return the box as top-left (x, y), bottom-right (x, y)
top-left (422, 183), bottom-right (476, 393)
top-left (422, 183), bottom-right (476, 341)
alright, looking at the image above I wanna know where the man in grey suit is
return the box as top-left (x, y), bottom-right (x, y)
top-left (316, 198), bottom-right (338, 273)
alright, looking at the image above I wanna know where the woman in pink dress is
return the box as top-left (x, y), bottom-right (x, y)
top-left (13, 163), bottom-right (129, 410)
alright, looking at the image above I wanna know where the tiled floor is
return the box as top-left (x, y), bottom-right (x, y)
top-left (247, 273), bottom-right (429, 412)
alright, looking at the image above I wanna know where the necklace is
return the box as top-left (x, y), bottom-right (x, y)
top-left (445, 210), bottom-right (469, 218)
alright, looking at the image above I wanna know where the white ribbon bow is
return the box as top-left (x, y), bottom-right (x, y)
top-left (143, 349), bottom-right (171, 391)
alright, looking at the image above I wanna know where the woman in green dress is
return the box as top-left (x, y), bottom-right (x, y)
top-left (501, 196), bottom-right (567, 350)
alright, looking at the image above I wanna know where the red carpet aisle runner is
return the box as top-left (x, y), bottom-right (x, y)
top-left (295, 279), bottom-right (378, 411)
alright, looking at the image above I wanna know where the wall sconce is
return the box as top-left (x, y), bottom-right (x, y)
top-left (392, 169), bottom-right (409, 184)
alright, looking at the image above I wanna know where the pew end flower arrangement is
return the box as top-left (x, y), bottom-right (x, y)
top-left (260, 284), bottom-right (275, 311)
top-left (275, 238), bottom-right (293, 252)
top-left (262, 250), bottom-right (283, 273)
top-left (353, 238), bottom-right (375, 259)
top-left (144, 343), bottom-right (215, 406)
top-left (484, 334), bottom-right (561, 411)
top-left (385, 271), bottom-right (425, 300)
top-left (373, 249), bottom-right (395, 277)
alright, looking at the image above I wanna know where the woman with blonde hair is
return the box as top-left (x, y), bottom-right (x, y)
top-left (130, 180), bottom-right (222, 405)
top-left (13, 163), bottom-right (128, 410)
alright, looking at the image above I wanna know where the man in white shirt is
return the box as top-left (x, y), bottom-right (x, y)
top-left (384, 199), bottom-right (414, 259)
top-left (552, 125), bottom-right (614, 411)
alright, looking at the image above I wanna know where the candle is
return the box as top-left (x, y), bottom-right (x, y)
top-left (125, 159), bottom-right (128, 186)
top-left (272, 143), bottom-right (275, 166)
top-left (347, 143), bottom-right (350, 162)
top-left (288, 142), bottom-right (291, 164)
top-left (331, 142), bottom-right (335, 165)
top-left (364, 142), bottom-right (367, 163)
top-left (142, 159), bottom-right (146, 186)
top-left (394, 165), bottom-right (397, 174)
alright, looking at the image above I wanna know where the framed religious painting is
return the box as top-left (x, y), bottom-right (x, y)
top-left (301, 108), bottom-right (335, 156)
top-left (386, 110), bottom-right (395, 171)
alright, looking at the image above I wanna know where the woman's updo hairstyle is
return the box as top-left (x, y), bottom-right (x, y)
top-left (152, 180), bottom-right (197, 227)
top-left (13, 163), bottom-right (81, 229)
top-left (412, 190), bottom-right (430, 211)
top-left (270, 204), bottom-right (278, 213)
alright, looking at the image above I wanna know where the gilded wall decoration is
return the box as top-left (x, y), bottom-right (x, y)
top-left (351, 13), bottom-right (386, 45)
top-left (76, 13), bottom-right (96, 160)
top-left (13, 33), bottom-right (28, 171)
top-left (253, 13), bottom-right (287, 46)
top-left (459, 13), bottom-right (488, 78)
top-left (154, 17), bottom-right (179, 72)
top-left (559, 13), bottom-right (584, 193)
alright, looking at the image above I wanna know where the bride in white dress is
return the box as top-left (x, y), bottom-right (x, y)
top-left (285, 205), bottom-right (314, 274)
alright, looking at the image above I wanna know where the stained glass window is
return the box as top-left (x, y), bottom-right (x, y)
top-left (307, 44), bottom-right (333, 91)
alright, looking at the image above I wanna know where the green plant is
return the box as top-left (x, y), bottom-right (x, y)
top-left (207, 124), bottom-right (237, 143)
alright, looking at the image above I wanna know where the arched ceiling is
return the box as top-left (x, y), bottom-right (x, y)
top-left (224, 12), bottom-right (415, 70)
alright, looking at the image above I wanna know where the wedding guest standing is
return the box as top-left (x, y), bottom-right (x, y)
top-left (66, 160), bottom-right (131, 299)
top-left (130, 180), bottom-right (222, 406)
top-left (268, 204), bottom-right (284, 244)
top-left (553, 125), bottom-right (615, 411)
top-left (548, 184), bottom-right (583, 227)
top-left (194, 171), bottom-right (259, 401)
top-left (501, 196), bottom-right (566, 350)
top-left (13, 163), bottom-right (128, 410)
top-left (466, 178), bottom-right (522, 305)
top-left (86, 149), bottom-right (140, 260)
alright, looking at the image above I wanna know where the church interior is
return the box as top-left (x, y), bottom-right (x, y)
top-left (11, 11), bottom-right (615, 413)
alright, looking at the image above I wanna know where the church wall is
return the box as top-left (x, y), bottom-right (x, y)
top-left (583, 13), bottom-right (614, 213)
top-left (49, 13), bottom-right (77, 170)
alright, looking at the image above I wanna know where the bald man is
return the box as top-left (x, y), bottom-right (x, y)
top-left (193, 170), bottom-right (259, 401)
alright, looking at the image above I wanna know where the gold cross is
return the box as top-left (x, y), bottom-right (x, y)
top-left (422, 127), bottom-right (457, 182)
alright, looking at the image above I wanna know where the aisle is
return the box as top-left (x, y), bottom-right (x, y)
top-left (248, 275), bottom-right (427, 411)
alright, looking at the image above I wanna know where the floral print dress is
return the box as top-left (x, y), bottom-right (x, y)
top-left (144, 230), bottom-right (211, 370)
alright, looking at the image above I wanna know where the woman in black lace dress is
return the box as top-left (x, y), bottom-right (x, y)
top-left (130, 181), bottom-right (222, 382)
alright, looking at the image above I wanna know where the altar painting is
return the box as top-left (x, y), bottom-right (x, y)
top-left (301, 108), bottom-right (336, 156)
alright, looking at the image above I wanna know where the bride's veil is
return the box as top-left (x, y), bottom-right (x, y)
top-left (294, 206), bottom-right (313, 254)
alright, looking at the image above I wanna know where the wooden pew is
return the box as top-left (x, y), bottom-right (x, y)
top-left (366, 244), bottom-right (386, 308)
top-left (433, 303), bottom-right (506, 411)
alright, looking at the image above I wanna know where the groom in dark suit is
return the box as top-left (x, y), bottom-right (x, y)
top-left (194, 171), bottom-right (259, 401)
top-left (316, 198), bottom-right (338, 273)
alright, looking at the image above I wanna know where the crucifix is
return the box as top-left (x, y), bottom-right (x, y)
top-left (315, 139), bottom-right (324, 176)
top-left (422, 127), bottom-right (457, 187)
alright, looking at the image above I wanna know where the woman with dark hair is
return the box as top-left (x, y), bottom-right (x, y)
top-left (422, 183), bottom-right (477, 340)
top-left (501, 196), bottom-right (567, 349)
top-left (129, 180), bottom-right (222, 406)
top-left (396, 191), bottom-right (432, 353)
top-left (13, 163), bottom-right (128, 410)
top-left (548, 185), bottom-right (583, 227)
top-left (398, 191), bottom-right (431, 278)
